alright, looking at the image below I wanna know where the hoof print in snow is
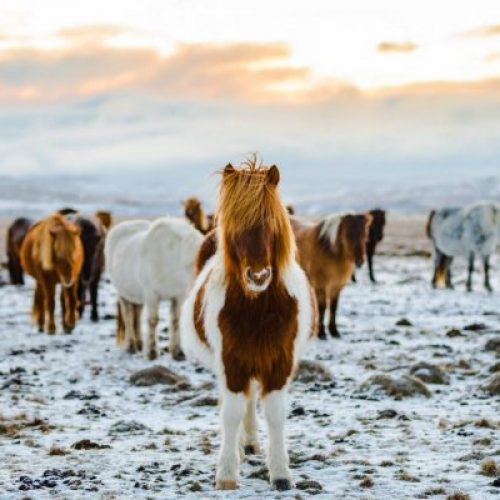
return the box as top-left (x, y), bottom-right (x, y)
top-left (129, 365), bottom-right (191, 389)
top-left (409, 362), bottom-right (449, 384)
top-left (360, 374), bottom-right (431, 399)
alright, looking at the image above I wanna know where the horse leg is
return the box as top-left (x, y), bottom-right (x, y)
top-left (77, 279), bottom-right (86, 319)
top-left (368, 248), bottom-right (376, 283)
top-left (432, 250), bottom-right (444, 288)
top-left (116, 301), bottom-right (125, 346)
top-left (63, 284), bottom-right (78, 333)
top-left (316, 289), bottom-right (327, 340)
top-left (328, 294), bottom-right (340, 338)
top-left (170, 298), bottom-right (184, 361)
top-left (133, 304), bottom-right (143, 352)
top-left (42, 278), bottom-right (56, 334)
top-left (483, 256), bottom-right (493, 292)
top-left (263, 389), bottom-right (292, 491)
top-left (445, 256), bottom-right (454, 289)
top-left (89, 273), bottom-right (100, 322)
top-left (60, 289), bottom-right (67, 331)
top-left (145, 296), bottom-right (160, 360)
top-left (120, 298), bottom-right (138, 353)
top-left (216, 389), bottom-right (245, 490)
top-left (241, 383), bottom-right (260, 456)
top-left (351, 272), bottom-right (356, 283)
top-left (33, 282), bottom-right (44, 332)
top-left (466, 253), bottom-right (474, 292)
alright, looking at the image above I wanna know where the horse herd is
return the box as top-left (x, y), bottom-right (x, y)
top-left (3, 161), bottom-right (499, 491)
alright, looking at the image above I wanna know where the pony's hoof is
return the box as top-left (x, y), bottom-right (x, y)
top-left (47, 328), bottom-right (56, 335)
top-left (91, 313), bottom-right (99, 323)
top-left (64, 327), bottom-right (74, 335)
top-left (126, 345), bottom-right (137, 354)
top-left (172, 350), bottom-right (185, 362)
top-left (147, 350), bottom-right (158, 361)
top-left (272, 478), bottom-right (293, 491)
top-left (38, 326), bottom-right (44, 333)
top-left (317, 331), bottom-right (327, 340)
top-left (244, 444), bottom-right (260, 455)
top-left (329, 329), bottom-right (341, 338)
top-left (216, 480), bottom-right (238, 490)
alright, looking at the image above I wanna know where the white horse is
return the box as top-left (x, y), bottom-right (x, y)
top-left (427, 201), bottom-right (500, 291)
top-left (105, 217), bottom-right (203, 360)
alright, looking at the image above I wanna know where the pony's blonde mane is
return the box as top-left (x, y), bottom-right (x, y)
top-left (38, 214), bottom-right (79, 271)
top-left (217, 159), bottom-right (295, 272)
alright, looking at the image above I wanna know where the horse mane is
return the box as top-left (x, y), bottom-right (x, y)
top-left (217, 158), bottom-right (295, 272)
top-left (40, 214), bottom-right (79, 271)
top-left (317, 214), bottom-right (344, 250)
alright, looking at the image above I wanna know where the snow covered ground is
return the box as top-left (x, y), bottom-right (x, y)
top-left (0, 250), bottom-right (499, 498)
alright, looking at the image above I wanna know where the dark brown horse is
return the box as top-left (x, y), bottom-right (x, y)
top-left (6, 217), bottom-right (33, 285)
top-left (352, 209), bottom-right (386, 283)
top-left (74, 216), bottom-right (106, 322)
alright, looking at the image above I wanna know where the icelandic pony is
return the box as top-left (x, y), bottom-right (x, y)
top-left (74, 216), bottom-right (106, 322)
top-left (181, 162), bottom-right (316, 491)
top-left (6, 217), bottom-right (33, 285)
top-left (20, 214), bottom-right (83, 334)
top-left (352, 209), bottom-right (386, 283)
top-left (105, 217), bottom-right (203, 360)
top-left (292, 213), bottom-right (371, 338)
top-left (427, 202), bottom-right (500, 291)
top-left (183, 197), bottom-right (214, 235)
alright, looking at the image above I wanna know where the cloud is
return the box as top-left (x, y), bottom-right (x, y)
top-left (0, 40), bottom-right (309, 103)
top-left (459, 24), bottom-right (500, 38)
top-left (484, 52), bottom-right (500, 62)
top-left (377, 41), bottom-right (418, 53)
top-left (57, 24), bottom-right (134, 44)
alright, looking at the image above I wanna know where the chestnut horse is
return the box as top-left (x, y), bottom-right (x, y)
top-left (181, 161), bottom-right (316, 491)
top-left (292, 212), bottom-right (371, 338)
top-left (183, 197), bottom-right (214, 235)
top-left (352, 209), bottom-right (386, 283)
top-left (20, 214), bottom-right (83, 334)
top-left (6, 217), bottom-right (33, 285)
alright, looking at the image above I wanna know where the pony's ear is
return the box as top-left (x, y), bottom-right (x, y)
top-left (267, 165), bottom-right (280, 186)
top-left (223, 163), bottom-right (235, 176)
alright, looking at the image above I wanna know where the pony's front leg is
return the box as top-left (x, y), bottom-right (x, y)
top-left (169, 298), bottom-right (184, 361)
top-left (62, 284), bottom-right (78, 333)
top-left (263, 389), bottom-right (292, 491)
top-left (144, 296), bottom-right (160, 360)
top-left (483, 256), bottom-right (493, 292)
top-left (33, 282), bottom-right (45, 332)
top-left (42, 277), bottom-right (56, 334)
top-left (466, 252), bottom-right (475, 292)
top-left (241, 383), bottom-right (260, 455)
top-left (216, 390), bottom-right (245, 490)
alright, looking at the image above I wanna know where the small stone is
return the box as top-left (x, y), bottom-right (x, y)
top-left (485, 338), bottom-right (500, 352)
top-left (377, 409), bottom-right (398, 419)
top-left (464, 323), bottom-right (487, 332)
top-left (446, 329), bottom-right (463, 338)
top-left (129, 366), bottom-right (190, 388)
top-left (481, 372), bottom-right (500, 395)
top-left (396, 318), bottom-right (412, 327)
top-left (296, 479), bottom-right (322, 491)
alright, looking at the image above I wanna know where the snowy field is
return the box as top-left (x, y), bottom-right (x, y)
top-left (0, 245), bottom-right (499, 499)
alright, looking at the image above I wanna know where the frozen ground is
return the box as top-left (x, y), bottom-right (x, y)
top-left (0, 252), bottom-right (499, 499)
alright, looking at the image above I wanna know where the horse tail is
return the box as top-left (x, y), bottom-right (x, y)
top-left (434, 253), bottom-right (447, 287)
top-left (40, 223), bottom-right (54, 271)
top-left (426, 210), bottom-right (436, 239)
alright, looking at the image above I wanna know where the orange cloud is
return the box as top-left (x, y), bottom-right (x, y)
top-left (0, 40), bottom-right (309, 103)
top-left (460, 24), bottom-right (500, 38)
top-left (377, 41), bottom-right (418, 53)
top-left (57, 24), bottom-right (133, 43)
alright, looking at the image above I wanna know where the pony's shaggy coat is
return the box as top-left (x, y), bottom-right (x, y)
top-left (20, 214), bottom-right (83, 334)
top-left (292, 212), bottom-right (371, 338)
top-left (105, 217), bottom-right (203, 360)
top-left (427, 202), bottom-right (499, 291)
top-left (181, 161), bottom-right (316, 491)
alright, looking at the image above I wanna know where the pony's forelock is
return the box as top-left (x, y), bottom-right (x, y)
top-left (217, 159), bottom-right (295, 273)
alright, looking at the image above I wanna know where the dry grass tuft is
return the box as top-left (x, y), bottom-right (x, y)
top-left (480, 458), bottom-right (498, 476)
top-left (446, 493), bottom-right (470, 500)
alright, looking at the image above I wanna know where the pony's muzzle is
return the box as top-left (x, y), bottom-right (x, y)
top-left (245, 267), bottom-right (272, 292)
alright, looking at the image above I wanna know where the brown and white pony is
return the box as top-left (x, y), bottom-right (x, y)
top-left (183, 197), bottom-right (214, 234)
top-left (292, 212), bottom-right (371, 338)
top-left (95, 210), bottom-right (113, 231)
top-left (181, 162), bottom-right (316, 491)
top-left (20, 214), bottom-right (83, 334)
top-left (6, 217), bottom-right (33, 285)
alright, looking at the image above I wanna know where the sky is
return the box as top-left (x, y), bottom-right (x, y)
top-left (0, 0), bottom-right (499, 187)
